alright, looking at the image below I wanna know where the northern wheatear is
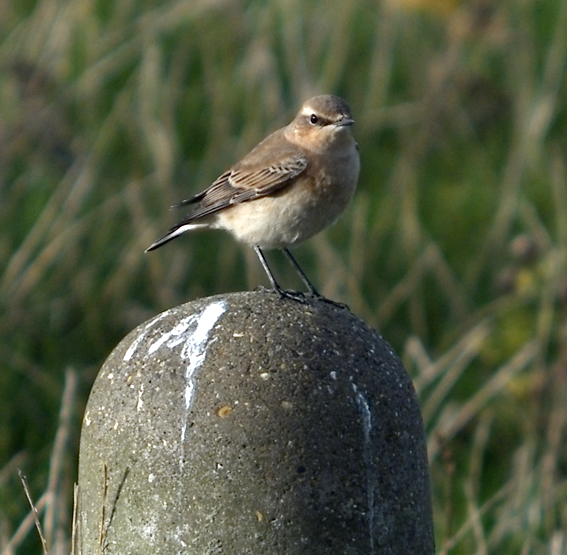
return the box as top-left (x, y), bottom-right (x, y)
top-left (146, 95), bottom-right (360, 301)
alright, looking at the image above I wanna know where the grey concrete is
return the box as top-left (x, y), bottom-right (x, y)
top-left (77, 290), bottom-right (434, 554)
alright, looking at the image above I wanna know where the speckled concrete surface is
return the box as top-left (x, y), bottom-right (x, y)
top-left (77, 290), bottom-right (434, 554)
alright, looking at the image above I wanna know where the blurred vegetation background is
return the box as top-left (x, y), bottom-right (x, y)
top-left (1, 0), bottom-right (567, 553)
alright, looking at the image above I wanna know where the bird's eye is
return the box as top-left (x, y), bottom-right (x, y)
top-left (309, 114), bottom-right (319, 125)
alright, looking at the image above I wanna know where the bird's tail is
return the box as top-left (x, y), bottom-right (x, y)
top-left (171, 190), bottom-right (206, 209)
top-left (145, 223), bottom-right (208, 252)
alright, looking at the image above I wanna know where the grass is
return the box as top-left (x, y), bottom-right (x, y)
top-left (1, 0), bottom-right (567, 553)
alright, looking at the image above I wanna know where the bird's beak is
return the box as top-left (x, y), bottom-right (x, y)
top-left (335, 117), bottom-right (354, 127)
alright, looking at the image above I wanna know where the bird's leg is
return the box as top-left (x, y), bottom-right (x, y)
top-left (282, 248), bottom-right (349, 310)
top-left (253, 246), bottom-right (307, 303)
top-left (281, 248), bottom-right (320, 297)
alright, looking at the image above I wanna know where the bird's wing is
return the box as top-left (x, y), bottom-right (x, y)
top-left (146, 129), bottom-right (309, 251)
top-left (178, 151), bottom-right (308, 221)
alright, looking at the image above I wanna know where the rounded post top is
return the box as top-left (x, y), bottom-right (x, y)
top-left (77, 290), bottom-right (434, 555)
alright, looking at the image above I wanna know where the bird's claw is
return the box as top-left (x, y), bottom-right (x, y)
top-left (308, 292), bottom-right (349, 311)
top-left (276, 288), bottom-right (309, 304)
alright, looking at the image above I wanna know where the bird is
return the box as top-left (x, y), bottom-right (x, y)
top-left (146, 94), bottom-right (360, 301)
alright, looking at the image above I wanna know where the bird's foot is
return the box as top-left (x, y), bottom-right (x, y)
top-left (254, 285), bottom-right (307, 303)
top-left (256, 284), bottom-right (348, 309)
top-left (307, 291), bottom-right (350, 311)
top-left (276, 288), bottom-right (309, 304)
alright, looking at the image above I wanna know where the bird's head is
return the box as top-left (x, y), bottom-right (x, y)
top-left (288, 95), bottom-right (355, 152)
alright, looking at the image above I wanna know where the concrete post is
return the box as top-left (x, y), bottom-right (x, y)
top-left (76, 290), bottom-right (434, 554)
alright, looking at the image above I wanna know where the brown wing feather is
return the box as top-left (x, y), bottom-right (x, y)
top-left (179, 152), bottom-right (308, 222)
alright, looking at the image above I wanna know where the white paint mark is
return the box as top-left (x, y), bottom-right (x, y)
top-left (124, 334), bottom-right (146, 361)
top-left (178, 302), bottom-right (226, 442)
top-left (352, 381), bottom-right (375, 554)
top-left (137, 383), bottom-right (144, 411)
top-left (148, 316), bottom-right (197, 355)
top-left (123, 312), bottom-right (170, 361)
top-left (122, 301), bottom-right (226, 479)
